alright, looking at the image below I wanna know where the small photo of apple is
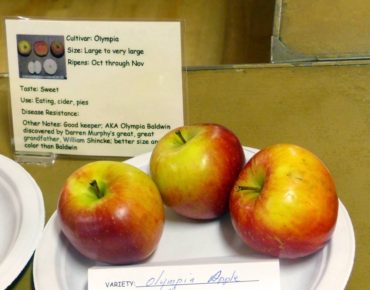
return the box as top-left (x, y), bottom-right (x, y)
top-left (16, 34), bottom-right (67, 80)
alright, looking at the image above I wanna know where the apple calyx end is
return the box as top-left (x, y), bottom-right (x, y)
top-left (175, 130), bottom-right (187, 144)
top-left (90, 179), bottom-right (104, 199)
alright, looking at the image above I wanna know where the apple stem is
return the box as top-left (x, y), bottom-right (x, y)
top-left (90, 180), bottom-right (104, 199)
top-left (236, 185), bottom-right (260, 192)
top-left (175, 130), bottom-right (187, 144)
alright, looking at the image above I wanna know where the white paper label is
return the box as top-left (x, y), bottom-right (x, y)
top-left (5, 19), bottom-right (184, 157)
top-left (88, 260), bottom-right (280, 290)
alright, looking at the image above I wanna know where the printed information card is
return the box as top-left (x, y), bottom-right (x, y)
top-left (88, 260), bottom-right (281, 290)
top-left (5, 18), bottom-right (184, 158)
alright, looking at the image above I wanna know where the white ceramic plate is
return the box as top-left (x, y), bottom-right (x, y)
top-left (33, 147), bottom-right (355, 290)
top-left (0, 155), bottom-right (45, 289)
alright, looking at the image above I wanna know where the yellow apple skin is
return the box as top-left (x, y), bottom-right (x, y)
top-left (150, 124), bottom-right (245, 220)
top-left (58, 161), bottom-right (164, 264)
top-left (17, 39), bottom-right (32, 56)
top-left (230, 144), bottom-right (338, 259)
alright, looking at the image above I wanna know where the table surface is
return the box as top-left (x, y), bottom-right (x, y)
top-left (1, 61), bottom-right (369, 289)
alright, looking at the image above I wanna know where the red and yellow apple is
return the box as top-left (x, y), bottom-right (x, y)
top-left (33, 40), bottom-right (49, 57)
top-left (150, 124), bottom-right (245, 220)
top-left (57, 161), bottom-right (165, 265)
top-left (50, 40), bottom-right (65, 57)
top-left (230, 143), bottom-right (338, 259)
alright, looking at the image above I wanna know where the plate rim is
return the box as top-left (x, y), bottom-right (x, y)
top-left (0, 154), bottom-right (45, 289)
top-left (314, 201), bottom-right (355, 290)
